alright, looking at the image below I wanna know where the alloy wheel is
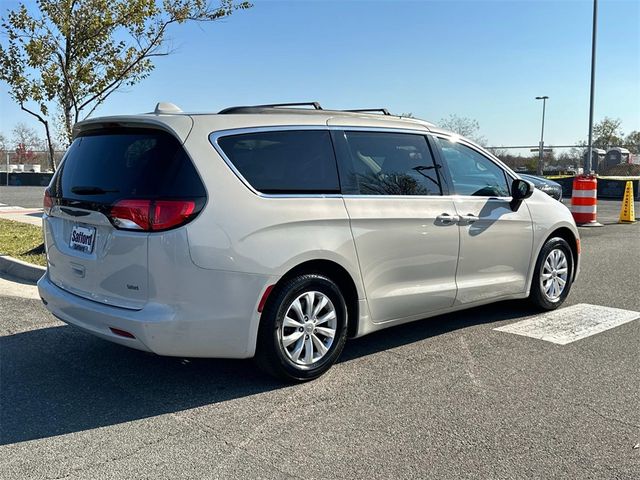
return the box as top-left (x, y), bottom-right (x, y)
top-left (280, 291), bottom-right (337, 366)
top-left (540, 248), bottom-right (569, 301)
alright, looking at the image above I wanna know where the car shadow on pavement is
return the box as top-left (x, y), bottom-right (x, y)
top-left (341, 300), bottom-right (537, 362)
top-left (0, 300), bottom-right (536, 446)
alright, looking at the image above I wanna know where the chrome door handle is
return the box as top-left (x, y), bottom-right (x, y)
top-left (460, 214), bottom-right (479, 224)
top-left (435, 213), bottom-right (460, 225)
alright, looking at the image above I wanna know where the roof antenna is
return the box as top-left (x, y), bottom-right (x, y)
top-left (154, 102), bottom-right (183, 114)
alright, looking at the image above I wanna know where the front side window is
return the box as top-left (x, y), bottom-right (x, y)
top-left (216, 130), bottom-right (339, 194)
top-left (341, 131), bottom-right (441, 196)
top-left (436, 138), bottom-right (510, 197)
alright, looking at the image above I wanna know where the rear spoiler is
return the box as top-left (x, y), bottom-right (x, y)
top-left (72, 115), bottom-right (194, 144)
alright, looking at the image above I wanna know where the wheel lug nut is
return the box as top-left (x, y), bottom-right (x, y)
top-left (298, 327), bottom-right (303, 332)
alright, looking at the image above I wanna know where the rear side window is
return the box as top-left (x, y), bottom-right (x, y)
top-left (49, 128), bottom-right (206, 204)
top-left (216, 130), bottom-right (340, 194)
top-left (340, 131), bottom-right (442, 196)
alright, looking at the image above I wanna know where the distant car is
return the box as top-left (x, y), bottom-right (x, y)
top-left (520, 174), bottom-right (563, 201)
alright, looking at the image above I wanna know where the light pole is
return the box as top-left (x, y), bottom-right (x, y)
top-left (535, 96), bottom-right (549, 176)
top-left (585, 0), bottom-right (598, 174)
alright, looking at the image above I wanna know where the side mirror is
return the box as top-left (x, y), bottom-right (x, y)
top-left (510, 178), bottom-right (534, 211)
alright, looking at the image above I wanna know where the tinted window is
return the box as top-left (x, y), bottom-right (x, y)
top-left (340, 132), bottom-right (441, 196)
top-left (217, 130), bottom-right (339, 194)
top-left (436, 138), bottom-right (510, 197)
top-left (50, 128), bottom-right (205, 204)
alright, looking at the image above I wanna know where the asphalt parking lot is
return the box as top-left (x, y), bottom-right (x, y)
top-left (0, 186), bottom-right (46, 209)
top-left (1, 190), bottom-right (639, 479)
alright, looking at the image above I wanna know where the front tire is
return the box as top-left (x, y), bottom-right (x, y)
top-left (255, 274), bottom-right (348, 382)
top-left (529, 237), bottom-right (574, 310)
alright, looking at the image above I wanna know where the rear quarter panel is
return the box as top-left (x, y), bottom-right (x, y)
top-left (181, 121), bottom-right (366, 299)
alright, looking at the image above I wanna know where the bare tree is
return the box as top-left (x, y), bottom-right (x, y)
top-left (592, 117), bottom-right (623, 149)
top-left (439, 114), bottom-right (487, 145)
top-left (11, 123), bottom-right (44, 150)
top-left (489, 147), bottom-right (509, 158)
top-left (11, 123), bottom-right (45, 165)
top-left (624, 131), bottom-right (640, 154)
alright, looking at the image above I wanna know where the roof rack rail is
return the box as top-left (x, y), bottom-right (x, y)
top-left (219, 102), bottom-right (323, 114)
top-left (343, 108), bottom-right (391, 116)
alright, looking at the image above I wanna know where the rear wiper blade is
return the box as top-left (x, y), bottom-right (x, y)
top-left (71, 186), bottom-right (119, 195)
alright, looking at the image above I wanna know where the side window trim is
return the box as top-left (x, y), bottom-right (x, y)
top-left (331, 130), bottom-right (359, 195)
top-left (425, 134), bottom-right (451, 196)
top-left (434, 134), bottom-right (513, 198)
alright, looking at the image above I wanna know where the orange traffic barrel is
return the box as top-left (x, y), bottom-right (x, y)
top-left (571, 175), bottom-right (598, 225)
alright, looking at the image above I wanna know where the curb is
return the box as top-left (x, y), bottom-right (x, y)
top-left (0, 255), bottom-right (46, 283)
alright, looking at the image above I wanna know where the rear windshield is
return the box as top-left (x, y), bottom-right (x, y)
top-left (216, 130), bottom-right (340, 194)
top-left (49, 128), bottom-right (206, 204)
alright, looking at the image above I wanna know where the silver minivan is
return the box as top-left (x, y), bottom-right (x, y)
top-left (38, 102), bottom-right (580, 381)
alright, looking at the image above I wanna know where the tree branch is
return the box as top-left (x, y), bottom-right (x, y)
top-left (19, 103), bottom-right (48, 126)
top-left (76, 21), bottom-right (172, 112)
top-left (19, 103), bottom-right (57, 170)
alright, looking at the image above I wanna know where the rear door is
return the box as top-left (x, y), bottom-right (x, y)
top-left (44, 127), bottom-right (206, 309)
top-left (434, 136), bottom-right (533, 304)
top-left (332, 129), bottom-right (460, 324)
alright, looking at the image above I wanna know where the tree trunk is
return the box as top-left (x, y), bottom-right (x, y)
top-left (64, 105), bottom-right (74, 146)
top-left (43, 121), bottom-right (57, 171)
top-left (63, 19), bottom-right (74, 147)
top-left (19, 104), bottom-right (57, 171)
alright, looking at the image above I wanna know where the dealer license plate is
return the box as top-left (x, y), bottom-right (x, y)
top-left (69, 225), bottom-right (96, 253)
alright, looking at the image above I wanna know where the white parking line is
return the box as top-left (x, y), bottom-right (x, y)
top-left (494, 304), bottom-right (640, 345)
top-left (0, 205), bottom-right (28, 211)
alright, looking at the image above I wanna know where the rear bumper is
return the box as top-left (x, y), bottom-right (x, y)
top-left (38, 270), bottom-right (273, 358)
top-left (39, 274), bottom-right (162, 353)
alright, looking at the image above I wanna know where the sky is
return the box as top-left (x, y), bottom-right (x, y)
top-left (0, 0), bottom-right (639, 149)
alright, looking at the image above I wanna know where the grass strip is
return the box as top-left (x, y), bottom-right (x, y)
top-left (0, 218), bottom-right (46, 267)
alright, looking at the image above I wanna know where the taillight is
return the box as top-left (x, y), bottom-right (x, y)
top-left (109, 199), bottom-right (197, 232)
top-left (43, 190), bottom-right (53, 214)
top-left (153, 200), bottom-right (195, 230)
top-left (110, 200), bottom-right (152, 230)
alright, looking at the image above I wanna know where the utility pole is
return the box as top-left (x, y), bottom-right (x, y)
top-left (585, 0), bottom-right (598, 174)
top-left (535, 96), bottom-right (549, 176)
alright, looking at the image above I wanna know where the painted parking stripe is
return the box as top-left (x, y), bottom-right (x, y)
top-left (494, 304), bottom-right (640, 345)
top-left (0, 206), bottom-right (28, 212)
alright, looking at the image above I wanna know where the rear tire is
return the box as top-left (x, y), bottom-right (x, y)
top-left (255, 274), bottom-right (348, 382)
top-left (529, 237), bottom-right (574, 310)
